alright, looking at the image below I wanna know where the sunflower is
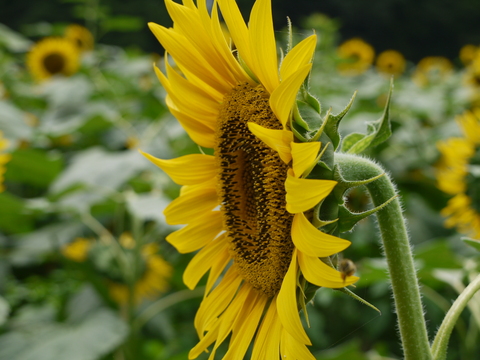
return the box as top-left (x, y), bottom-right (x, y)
top-left (62, 234), bottom-right (172, 304)
top-left (26, 37), bottom-right (80, 82)
top-left (375, 50), bottom-right (406, 77)
top-left (142, 0), bottom-right (358, 358)
top-left (464, 52), bottom-right (480, 89)
top-left (437, 109), bottom-right (480, 239)
top-left (64, 24), bottom-right (94, 52)
top-left (459, 44), bottom-right (478, 66)
top-left (0, 131), bottom-right (11, 193)
top-left (412, 56), bottom-right (453, 87)
top-left (337, 38), bottom-right (375, 75)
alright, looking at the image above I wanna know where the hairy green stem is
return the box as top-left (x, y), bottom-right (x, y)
top-left (431, 274), bottom-right (480, 360)
top-left (336, 153), bottom-right (432, 360)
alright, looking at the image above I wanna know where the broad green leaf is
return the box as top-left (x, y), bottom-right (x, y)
top-left (5, 148), bottom-right (63, 188)
top-left (462, 237), bottom-right (480, 252)
top-left (0, 309), bottom-right (128, 360)
top-left (0, 296), bottom-right (9, 327)
top-left (0, 192), bottom-right (33, 234)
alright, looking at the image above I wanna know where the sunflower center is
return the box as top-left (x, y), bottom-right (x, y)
top-left (215, 83), bottom-right (294, 297)
top-left (43, 52), bottom-right (66, 75)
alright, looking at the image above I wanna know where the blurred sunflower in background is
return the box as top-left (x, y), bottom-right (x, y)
top-left (0, 131), bottom-right (11, 193)
top-left (26, 37), bottom-right (80, 82)
top-left (375, 49), bottom-right (406, 77)
top-left (337, 37), bottom-right (375, 75)
top-left (62, 233), bottom-right (172, 304)
top-left (143, 0), bottom-right (358, 358)
top-left (437, 109), bottom-right (480, 240)
top-left (412, 56), bottom-right (453, 86)
top-left (64, 24), bottom-right (94, 53)
top-left (459, 44), bottom-right (478, 67)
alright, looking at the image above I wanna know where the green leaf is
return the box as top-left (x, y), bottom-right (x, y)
top-left (0, 296), bottom-right (10, 327)
top-left (0, 24), bottom-right (32, 52)
top-left (0, 309), bottom-right (128, 360)
top-left (340, 80), bottom-right (393, 154)
top-left (0, 192), bottom-right (34, 234)
top-left (324, 91), bottom-right (356, 150)
top-left (462, 237), bottom-right (480, 252)
top-left (5, 149), bottom-right (63, 188)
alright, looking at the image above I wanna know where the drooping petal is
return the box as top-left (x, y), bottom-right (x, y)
top-left (166, 211), bottom-right (223, 253)
top-left (141, 151), bottom-right (217, 186)
top-left (277, 250), bottom-right (311, 345)
top-left (292, 212), bottom-right (351, 257)
top-left (164, 180), bottom-right (218, 225)
top-left (291, 141), bottom-right (320, 178)
top-left (248, 0), bottom-right (279, 93)
top-left (205, 245), bottom-right (232, 294)
top-left (223, 291), bottom-right (268, 360)
top-left (251, 299), bottom-right (282, 360)
top-left (270, 64), bottom-right (312, 127)
top-left (285, 169), bottom-right (337, 213)
top-left (183, 235), bottom-right (229, 289)
top-left (297, 250), bottom-right (359, 288)
top-left (247, 122), bottom-right (293, 163)
top-left (280, 328), bottom-right (316, 360)
top-left (280, 34), bottom-right (317, 81)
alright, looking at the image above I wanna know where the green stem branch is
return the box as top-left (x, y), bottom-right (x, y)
top-left (336, 153), bottom-right (432, 360)
top-left (431, 274), bottom-right (480, 360)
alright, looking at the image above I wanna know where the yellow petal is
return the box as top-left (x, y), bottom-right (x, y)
top-left (164, 181), bottom-right (218, 225)
top-left (292, 212), bottom-right (351, 257)
top-left (277, 249), bottom-right (311, 345)
top-left (166, 211), bottom-right (223, 253)
top-left (223, 291), bottom-right (267, 360)
top-left (291, 141), bottom-right (320, 178)
top-left (183, 236), bottom-right (228, 290)
top-left (247, 122), bottom-right (293, 163)
top-left (148, 22), bottom-right (229, 95)
top-left (285, 169), bottom-right (337, 213)
top-left (270, 64), bottom-right (312, 128)
top-left (205, 244), bottom-right (232, 294)
top-left (280, 34), bottom-right (317, 81)
top-left (217, 0), bottom-right (252, 72)
top-left (248, 0), bottom-right (279, 93)
top-left (195, 266), bottom-right (242, 334)
top-left (298, 251), bottom-right (359, 288)
top-left (280, 328), bottom-right (316, 360)
top-left (140, 151), bottom-right (216, 186)
top-left (252, 299), bottom-right (282, 360)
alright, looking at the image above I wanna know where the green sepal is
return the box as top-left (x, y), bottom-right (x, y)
top-left (332, 164), bottom-right (385, 202)
top-left (336, 287), bottom-right (381, 314)
top-left (337, 194), bottom-right (398, 233)
top-left (462, 237), bottom-right (480, 252)
top-left (341, 79), bottom-right (393, 154)
top-left (293, 100), bottom-right (323, 132)
top-left (302, 87), bottom-right (321, 114)
top-left (297, 276), bottom-right (311, 327)
top-left (324, 91), bottom-right (357, 150)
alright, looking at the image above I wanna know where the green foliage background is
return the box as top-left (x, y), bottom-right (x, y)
top-left (0, 1), bottom-right (480, 360)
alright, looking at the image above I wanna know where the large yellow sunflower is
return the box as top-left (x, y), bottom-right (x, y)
top-left (26, 37), bottom-right (80, 82)
top-left (142, 0), bottom-right (358, 358)
top-left (437, 109), bottom-right (480, 239)
top-left (64, 24), bottom-right (94, 53)
top-left (0, 131), bottom-right (11, 193)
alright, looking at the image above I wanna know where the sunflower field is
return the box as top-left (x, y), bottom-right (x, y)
top-left (1, 1), bottom-right (480, 360)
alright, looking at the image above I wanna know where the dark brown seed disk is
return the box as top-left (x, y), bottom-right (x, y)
top-left (215, 82), bottom-right (294, 297)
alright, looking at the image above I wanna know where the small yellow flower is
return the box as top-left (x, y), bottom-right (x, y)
top-left (64, 24), bottom-right (94, 53)
top-left (437, 109), bottom-right (480, 239)
top-left (412, 56), bottom-right (453, 86)
top-left (459, 44), bottom-right (478, 66)
top-left (337, 38), bottom-right (375, 75)
top-left (108, 234), bottom-right (172, 305)
top-left (27, 37), bottom-right (80, 82)
top-left (376, 50), bottom-right (406, 76)
top-left (0, 131), bottom-right (11, 193)
top-left (62, 237), bottom-right (92, 262)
